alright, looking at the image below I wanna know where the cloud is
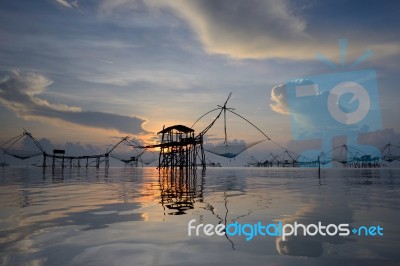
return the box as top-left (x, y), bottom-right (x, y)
top-left (80, 69), bottom-right (198, 89)
top-left (0, 70), bottom-right (148, 135)
top-left (269, 79), bottom-right (375, 141)
top-left (144, 0), bottom-right (312, 59)
top-left (18, 136), bottom-right (103, 156)
top-left (55, 0), bottom-right (79, 9)
top-left (359, 128), bottom-right (400, 148)
top-left (98, 0), bottom-right (144, 15)
top-left (98, 0), bottom-right (399, 60)
top-left (269, 79), bottom-right (322, 117)
top-left (270, 84), bottom-right (289, 115)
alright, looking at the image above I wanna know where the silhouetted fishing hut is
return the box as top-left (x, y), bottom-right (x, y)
top-left (155, 125), bottom-right (205, 169)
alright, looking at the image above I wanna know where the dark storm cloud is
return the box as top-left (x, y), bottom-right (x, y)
top-left (0, 70), bottom-right (148, 135)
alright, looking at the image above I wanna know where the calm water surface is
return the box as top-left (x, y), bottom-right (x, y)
top-left (0, 167), bottom-right (399, 266)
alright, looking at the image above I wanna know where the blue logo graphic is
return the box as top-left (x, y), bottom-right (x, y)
top-left (286, 39), bottom-right (382, 166)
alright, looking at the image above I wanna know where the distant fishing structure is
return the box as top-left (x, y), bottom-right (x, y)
top-left (1, 94), bottom-right (399, 169)
top-left (0, 130), bottom-right (151, 170)
top-left (0, 93), bottom-right (272, 170)
top-left (142, 92), bottom-right (273, 169)
top-left (247, 143), bottom-right (400, 168)
top-left (191, 92), bottom-right (271, 160)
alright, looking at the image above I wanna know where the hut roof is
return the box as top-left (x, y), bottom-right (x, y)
top-left (158, 125), bottom-right (194, 134)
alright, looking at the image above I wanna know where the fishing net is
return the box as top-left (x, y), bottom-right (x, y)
top-left (139, 150), bottom-right (157, 165)
top-left (3, 150), bottom-right (42, 160)
top-left (109, 153), bottom-right (138, 164)
top-left (205, 140), bottom-right (265, 159)
top-left (380, 144), bottom-right (400, 162)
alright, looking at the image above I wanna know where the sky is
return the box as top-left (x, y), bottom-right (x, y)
top-left (0, 0), bottom-right (399, 164)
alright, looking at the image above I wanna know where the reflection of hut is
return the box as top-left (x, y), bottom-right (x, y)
top-left (159, 169), bottom-right (203, 215)
top-left (156, 125), bottom-right (205, 169)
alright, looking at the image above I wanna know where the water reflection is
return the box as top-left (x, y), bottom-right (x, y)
top-left (0, 167), bottom-right (399, 265)
top-left (205, 168), bottom-right (247, 192)
top-left (43, 167), bottom-right (110, 183)
top-left (275, 201), bottom-right (355, 257)
top-left (158, 169), bottom-right (204, 215)
top-left (0, 167), bottom-right (146, 264)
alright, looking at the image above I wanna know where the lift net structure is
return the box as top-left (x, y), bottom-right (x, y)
top-left (192, 92), bottom-right (274, 160)
top-left (1, 130), bottom-right (44, 163)
top-left (379, 143), bottom-right (400, 163)
top-left (141, 93), bottom-right (273, 169)
top-left (1, 131), bottom-right (154, 169)
top-left (248, 143), bottom-right (389, 168)
top-left (108, 137), bottom-right (157, 167)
